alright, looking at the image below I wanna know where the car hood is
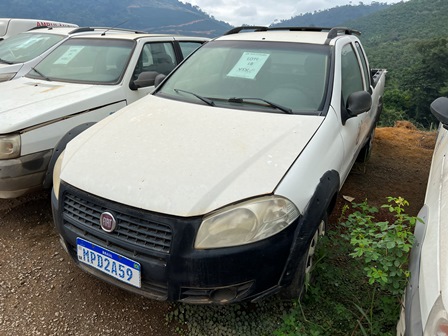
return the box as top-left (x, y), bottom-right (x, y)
top-left (62, 95), bottom-right (324, 217)
top-left (0, 62), bottom-right (23, 75)
top-left (0, 77), bottom-right (122, 133)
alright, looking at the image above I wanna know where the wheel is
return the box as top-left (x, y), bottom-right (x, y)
top-left (356, 128), bottom-right (375, 163)
top-left (282, 214), bottom-right (327, 299)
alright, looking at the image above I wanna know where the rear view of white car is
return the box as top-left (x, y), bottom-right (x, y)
top-left (397, 96), bottom-right (448, 335)
top-left (0, 18), bottom-right (77, 40)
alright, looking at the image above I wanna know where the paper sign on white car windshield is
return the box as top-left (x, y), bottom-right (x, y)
top-left (227, 52), bottom-right (270, 80)
top-left (54, 46), bottom-right (84, 64)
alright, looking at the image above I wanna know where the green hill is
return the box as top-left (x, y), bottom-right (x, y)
top-left (271, 2), bottom-right (390, 28)
top-left (0, 0), bottom-right (232, 37)
top-left (345, 0), bottom-right (448, 127)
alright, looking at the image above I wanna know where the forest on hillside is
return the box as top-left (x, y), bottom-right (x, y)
top-left (347, 0), bottom-right (448, 128)
top-left (272, 0), bottom-right (448, 129)
top-left (0, 0), bottom-right (232, 36)
top-left (271, 2), bottom-right (390, 28)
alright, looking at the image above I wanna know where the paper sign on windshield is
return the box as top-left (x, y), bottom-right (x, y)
top-left (227, 52), bottom-right (270, 80)
top-left (54, 46), bottom-right (84, 65)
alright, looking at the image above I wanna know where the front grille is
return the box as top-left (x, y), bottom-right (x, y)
top-left (63, 192), bottom-right (173, 254)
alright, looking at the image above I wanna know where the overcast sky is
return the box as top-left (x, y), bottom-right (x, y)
top-left (180, 0), bottom-right (405, 26)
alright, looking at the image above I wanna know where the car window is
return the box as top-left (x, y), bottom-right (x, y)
top-left (0, 32), bottom-right (65, 63)
top-left (178, 41), bottom-right (204, 58)
top-left (355, 42), bottom-right (370, 90)
top-left (341, 43), bottom-right (364, 105)
top-left (157, 40), bottom-right (331, 114)
top-left (133, 42), bottom-right (176, 79)
top-left (27, 38), bottom-right (135, 84)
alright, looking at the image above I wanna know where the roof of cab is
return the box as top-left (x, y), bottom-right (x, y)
top-left (217, 26), bottom-right (361, 45)
top-left (69, 32), bottom-right (208, 41)
top-left (25, 26), bottom-right (150, 37)
top-left (23, 26), bottom-right (85, 35)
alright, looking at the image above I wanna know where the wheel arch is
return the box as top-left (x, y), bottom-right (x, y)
top-left (279, 169), bottom-right (340, 289)
top-left (42, 122), bottom-right (96, 189)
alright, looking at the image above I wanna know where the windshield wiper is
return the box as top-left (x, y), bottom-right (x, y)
top-left (30, 67), bottom-right (51, 81)
top-left (228, 97), bottom-right (293, 114)
top-left (0, 58), bottom-right (13, 65)
top-left (174, 88), bottom-right (215, 106)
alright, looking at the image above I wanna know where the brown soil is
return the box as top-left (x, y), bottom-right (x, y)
top-left (0, 124), bottom-right (437, 335)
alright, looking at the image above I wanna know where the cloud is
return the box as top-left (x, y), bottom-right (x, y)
top-left (181, 0), bottom-right (404, 26)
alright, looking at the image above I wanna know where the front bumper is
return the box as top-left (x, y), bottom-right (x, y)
top-left (0, 149), bottom-right (52, 198)
top-left (52, 183), bottom-right (307, 304)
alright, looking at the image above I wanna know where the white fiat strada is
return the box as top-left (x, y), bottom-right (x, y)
top-left (0, 31), bottom-right (208, 198)
top-left (52, 26), bottom-right (386, 304)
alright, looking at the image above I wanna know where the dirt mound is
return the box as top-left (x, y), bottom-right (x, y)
top-left (331, 123), bottom-right (437, 220)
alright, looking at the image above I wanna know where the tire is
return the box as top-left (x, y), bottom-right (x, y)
top-left (282, 214), bottom-right (327, 299)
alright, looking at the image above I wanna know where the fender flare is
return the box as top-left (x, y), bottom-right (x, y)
top-left (42, 122), bottom-right (96, 189)
top-left (280, 169), bottom-right (340, 287)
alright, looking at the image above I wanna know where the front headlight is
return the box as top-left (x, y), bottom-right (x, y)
top-left (0, 72), bottom-right (17, 82)
top-left (195, 196), bottom-right (300, 249)
top-left (0, 134), bottom-right (21, 159)
top-left (424, 295), bottom-right (448, 335)
top-left (52, 151), bottom-right (65, 200)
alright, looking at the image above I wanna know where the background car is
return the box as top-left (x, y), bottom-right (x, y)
top-left (0, 18), bottom-right (77, 40)
top-left (397, 96), bottom-right (448, 335)
top-left (0, 31), bottom-right (209, 198)
top-left (0, 26), bottom-right (135, 82)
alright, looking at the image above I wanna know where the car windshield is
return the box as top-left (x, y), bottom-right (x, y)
top-left (157, 40), bottom-right (331, 114)
top-left (26, 38), bottom-right (135, 84)
top-left (0, 32), bottom-right (65, 63)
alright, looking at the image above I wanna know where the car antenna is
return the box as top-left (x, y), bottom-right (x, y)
top-left (101, 20), bottom-right (129, 36)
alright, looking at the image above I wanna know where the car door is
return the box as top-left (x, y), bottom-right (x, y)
top-left (337, 41), bottom-right (371, 177)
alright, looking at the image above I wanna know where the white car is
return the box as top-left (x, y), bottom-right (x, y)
top-left (397, 96), bottom-right (448, 335)
top-left (0, 31), bottom-right (209, 198)
top-left (52, 26), bottom-right (386, 304)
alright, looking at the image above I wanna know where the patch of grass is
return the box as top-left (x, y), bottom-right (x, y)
top-left (166, 198), bottom-right (416, 335)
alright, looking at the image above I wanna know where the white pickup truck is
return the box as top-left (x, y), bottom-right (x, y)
top-left (0, 31), bottom-right (209, 198)
top-left (52, 26), bottom-right (386, 304)
top-left (0, 18), bottom-right (77, 40)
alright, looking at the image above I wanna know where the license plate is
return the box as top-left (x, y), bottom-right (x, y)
top-left (76, 237), bottom-right (141, 288)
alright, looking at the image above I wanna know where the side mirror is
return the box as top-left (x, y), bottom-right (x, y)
top-left (430, 97), bottom-right (448, 129)
top-left (130, 71), bottom-right (158, 90)
top-left (346, 91), bottom-right (372, 116)
top-left (154, 74), bottom-right (166, 88)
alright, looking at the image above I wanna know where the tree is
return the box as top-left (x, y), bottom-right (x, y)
top-left (402, 38), bottom-right (448, 127)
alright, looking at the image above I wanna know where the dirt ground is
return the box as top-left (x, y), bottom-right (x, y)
top-left (0, 124), bottom-right (437, 336)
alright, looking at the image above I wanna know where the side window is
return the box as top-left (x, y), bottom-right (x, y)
top-left (178, 41), bottom-right (204, 58)
top-left (133, 42), bottom-right (176, 79)
top-left (355, 42), bottom-right (371, 90)
top-left (341, 43), bottom-right (364, 105)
